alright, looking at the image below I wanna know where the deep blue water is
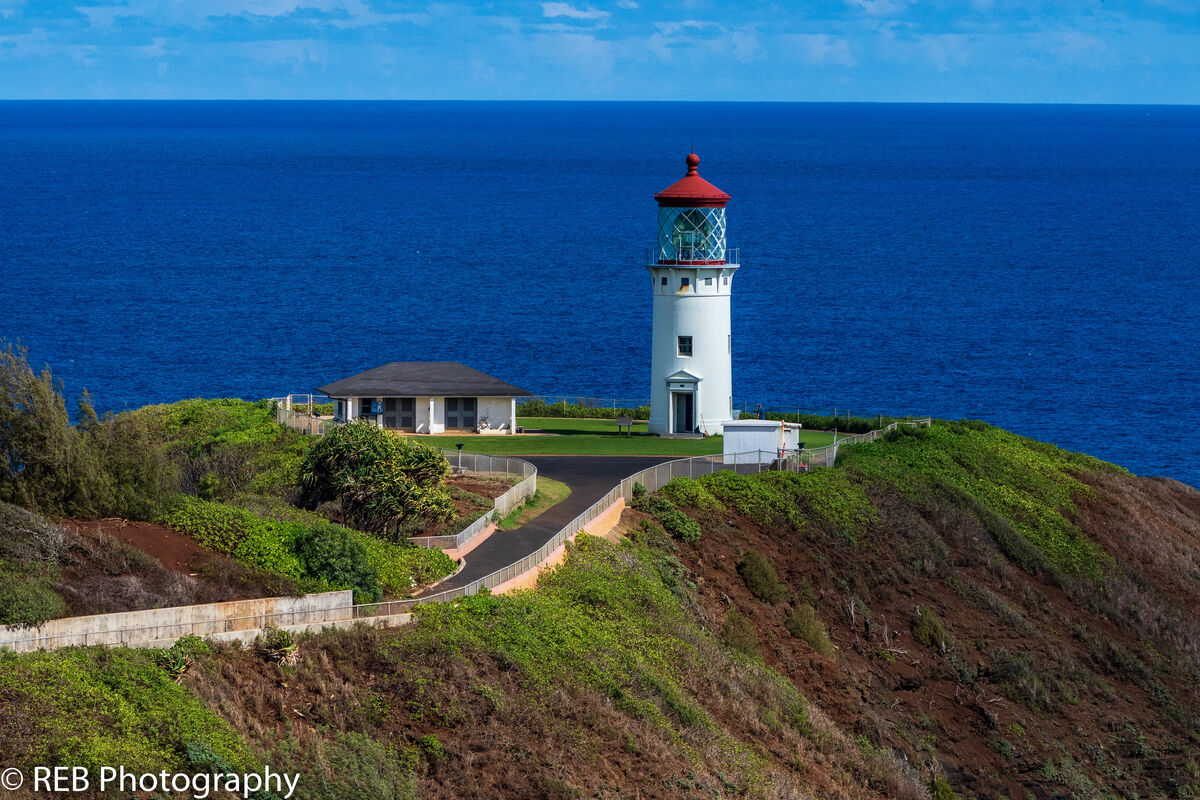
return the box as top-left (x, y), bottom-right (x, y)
top-left (1, 101), bottom-right (1197, 486)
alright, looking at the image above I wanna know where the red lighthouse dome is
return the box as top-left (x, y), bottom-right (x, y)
top-left (653, 152), bottom-right (731, 208)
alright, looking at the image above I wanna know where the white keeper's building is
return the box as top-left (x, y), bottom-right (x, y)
top-left (319, 362), bottom-right (530, 435)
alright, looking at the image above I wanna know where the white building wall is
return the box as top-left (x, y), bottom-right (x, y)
top-left (723, 420), bottom-right (784, 464)
top-left (478, 396), bottom-right (516, 432)
top-left (648, 265), bottom-right (736, 436)
top-left (330, 394), bottom-right (516, 434)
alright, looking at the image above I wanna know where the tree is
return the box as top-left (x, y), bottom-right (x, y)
top-left (0, 341), bottom-right (107, 515)
top-left (298, 421), bottom-right (453, 537)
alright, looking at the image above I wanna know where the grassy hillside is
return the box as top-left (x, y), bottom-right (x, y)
top-left (0, 535), bottom-right (925, 800)
top-left (2, 418), bottom-right (1197, 799)
top-left (637, 420), bottom-right (1200, 800)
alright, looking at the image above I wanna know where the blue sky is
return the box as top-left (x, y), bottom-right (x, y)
top-left (1, 1), bottom-right (1198, 102)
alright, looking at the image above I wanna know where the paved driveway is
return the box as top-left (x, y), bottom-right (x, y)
top-left (421, 455), bottom-right (673, 594)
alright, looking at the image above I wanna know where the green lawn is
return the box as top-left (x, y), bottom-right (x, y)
top-left (410, 418), bottom-right (841, 456)
top-left (497, 477), bottom-right (571, 530)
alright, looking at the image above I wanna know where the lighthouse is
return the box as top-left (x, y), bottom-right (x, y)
top-left (647, 153), bottom-right (737, 436)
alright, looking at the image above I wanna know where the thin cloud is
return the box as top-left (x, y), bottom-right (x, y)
top-left (540, 2), bottom-right (609, 21)
top-left (846, 0), bottom-right (908, 17)
top-left (781, 33), bottom-right (856, 67)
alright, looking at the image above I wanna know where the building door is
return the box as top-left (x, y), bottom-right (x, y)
top-left (672, 391), bottom-right (694, 434)
top-left (445, 397), bottom-right (477, 429)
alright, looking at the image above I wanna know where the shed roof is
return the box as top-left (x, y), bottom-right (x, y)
top-left (318, 362), bottom-right (532, 398)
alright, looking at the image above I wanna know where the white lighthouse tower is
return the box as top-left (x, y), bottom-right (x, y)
top-left (647, 153), bottom-right (737, 436)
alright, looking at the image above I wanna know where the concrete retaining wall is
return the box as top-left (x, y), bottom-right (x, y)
top-left (0, 591), bottom-right (354, 653)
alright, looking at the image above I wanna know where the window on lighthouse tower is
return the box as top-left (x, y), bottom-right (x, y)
top-left (671, 209), bottom-right (712, 261)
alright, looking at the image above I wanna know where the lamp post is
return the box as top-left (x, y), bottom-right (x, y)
top-left (455, 442), bottom-right (464, 473)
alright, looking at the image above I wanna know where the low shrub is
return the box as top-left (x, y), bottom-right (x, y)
top-left (631, 491), bottom-right (701, 543)
top-left (699, 470), bottom-right (876, 540)
top-left (0, 502), bottom-right (69, 626)
top-left (720, 610), bottom-right (759, 654)
top-left (516, 399), bottom-right (650, 420)
top-left (656, 507), bottom-right (701, 543)
top-left (912, 605), bottom-right (952, 652)
top-left (0, 571), bottom-right (68, 627)
top-left (762, 411), bottom-right (892, 434)
top-left (785, 603), bottom-right (835, 657)
top-left (158, 496), bottom-right (450, 597)
top-left (737, 549), bottom-right (787, 604)
top-left (292, 523), bottom-right (383, 603)
top-left (658, 477), bottom-right (724, 513)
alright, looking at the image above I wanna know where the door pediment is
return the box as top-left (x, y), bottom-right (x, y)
top-left (666, 369), bottom-right (701, 385)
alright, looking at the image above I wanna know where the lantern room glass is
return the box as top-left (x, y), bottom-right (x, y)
top-left (657, 207), bottom-right (726, 262)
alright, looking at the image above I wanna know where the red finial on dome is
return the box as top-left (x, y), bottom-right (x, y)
top-left (654, 151), bottom-right (730, 208)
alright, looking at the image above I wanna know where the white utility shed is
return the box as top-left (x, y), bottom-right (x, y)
top-left (722, 419), bottom-right (803, 465)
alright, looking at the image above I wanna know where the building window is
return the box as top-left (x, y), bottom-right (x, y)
top-left (704, 277), bottom-right (713, 286)
top-left (680, 277), bottom-right (690, 289)
top-left (360, 399), bottom-right (373, 417)
top-left (678, 336), bottom-right (693, 357)
top-left (724, 276), bottom-right (729, 285)
top-left (336, 399), bottom-right (345, 419)
top-left (661, 276), bottom-right (667, 287)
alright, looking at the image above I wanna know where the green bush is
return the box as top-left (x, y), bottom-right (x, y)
top-left (912, 605), bottom-right (952, 652)
top-left (517, 399), bottom-right (650, 420)
top-left (299, 421), bottom-right (453, 537)
top-left (658, 477), bottom-right (724, 513)
top-left (293, 523), bottom-right (383, 603)
top-left (656, 507), bottom-right (701, 543)
top-left (158, 496), bottom-right (451, 597)
top-left (785, 603), bottom-right (835, 657)
top-left (761, 411), bottom-right (893, 434)
top-left (737, 549), bottom-right (787, 604)
top-left (720, 610), bottom-right (759, 654)
top-left (631, 492), bottom-right (702, 543)
top-left (0, 502), bottom-right (69, 626)
top-left (0, 572), bottom-right (68, 627)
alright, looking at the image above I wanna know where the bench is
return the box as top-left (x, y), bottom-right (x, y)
top-left (616, 416), bottom-right (634, 436)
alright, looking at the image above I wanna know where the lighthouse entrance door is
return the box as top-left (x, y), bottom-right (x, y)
top-left (672, 391), bottom-right (694, 434)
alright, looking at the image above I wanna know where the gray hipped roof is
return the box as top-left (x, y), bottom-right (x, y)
top-left (318, 362), bottom-right (532, 398)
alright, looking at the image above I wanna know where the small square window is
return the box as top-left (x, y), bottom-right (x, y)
top-left (704, 277), bottom-right (713, 286)
top-left (723, 276), bottom-right (729, 285)
top-left (678, 336), bottom-right (693, 357)
top-left (660, 276), bottom-right (667, 287)
top-left (680, 277), bottom-right (690, 289)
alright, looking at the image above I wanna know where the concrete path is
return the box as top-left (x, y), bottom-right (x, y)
top-left (422, 455), bottom-right (672, 594)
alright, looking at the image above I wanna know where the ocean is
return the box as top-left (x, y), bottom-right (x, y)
top-left (1, 101), bottom-right (1197, 486)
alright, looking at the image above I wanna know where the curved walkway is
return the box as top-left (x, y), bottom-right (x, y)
top-left (421, 455), bottom-right (672, 595)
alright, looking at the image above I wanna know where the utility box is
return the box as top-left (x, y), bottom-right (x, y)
top-left (723, 419), bottom-right (803, 465)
